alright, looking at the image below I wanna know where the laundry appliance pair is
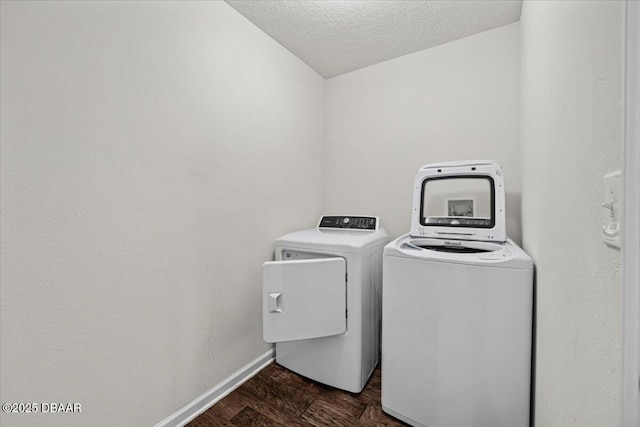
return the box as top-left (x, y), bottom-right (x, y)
top-left (259, 161), bottom-right (533, 427)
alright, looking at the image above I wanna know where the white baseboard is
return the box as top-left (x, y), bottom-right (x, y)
top-left (155, 348), bottom-right (275, 427)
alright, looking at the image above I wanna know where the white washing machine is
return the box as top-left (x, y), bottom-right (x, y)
top-left (382, 161), bottom-right (534, 427)
top-left (262, 215), bottom-right (388, 393)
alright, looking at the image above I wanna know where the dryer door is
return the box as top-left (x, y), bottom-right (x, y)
top-left (262, 257), bottom-right (346, 343)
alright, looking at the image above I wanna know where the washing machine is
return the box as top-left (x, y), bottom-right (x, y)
top-left (262, 215), bottom-right (388, 393)
top-left (381, 161), bottom-right (534, 427)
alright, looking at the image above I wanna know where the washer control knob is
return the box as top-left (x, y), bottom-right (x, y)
top-left (343, 217), bottom-right (350, 224)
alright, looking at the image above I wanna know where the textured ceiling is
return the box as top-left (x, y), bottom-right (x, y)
top-left (225, 0), bottom-right (523, 78)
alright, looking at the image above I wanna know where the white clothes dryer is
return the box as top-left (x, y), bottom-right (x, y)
top-left (381, 161), bottom-right (533, 427)
top-left (262, 216), bottom-right (388, 393)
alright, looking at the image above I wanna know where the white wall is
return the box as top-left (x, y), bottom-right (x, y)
top-left (325, 23), bottom-right (521, 241)
top-left (0, 1), bottom-right (324, 426)
top-left (520, 1), bottom-right (624, 426)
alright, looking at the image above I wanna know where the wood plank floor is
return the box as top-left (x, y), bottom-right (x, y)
top-left (187, 363), bottom-right (409, 426)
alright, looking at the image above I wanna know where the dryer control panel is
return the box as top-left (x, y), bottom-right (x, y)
top-left (318, 216), bottom-right (378, 231)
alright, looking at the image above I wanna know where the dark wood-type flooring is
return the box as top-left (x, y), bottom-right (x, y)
top-left (187, 363), bottom-right (409, 426)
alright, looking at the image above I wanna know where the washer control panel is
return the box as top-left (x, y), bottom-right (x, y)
top-left (318, 216), bottom-right (378, 231)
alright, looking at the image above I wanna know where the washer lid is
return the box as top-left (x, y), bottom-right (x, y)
top-left (411, 160), bottom-right (506, 242)
top-left (420, 160), bottom-right (497, 169)
top-left (275, 227), bottom-right (389, 253)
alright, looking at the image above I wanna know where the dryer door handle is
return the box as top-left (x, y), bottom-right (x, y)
top-left (268, 292), bottom-right (283, 313)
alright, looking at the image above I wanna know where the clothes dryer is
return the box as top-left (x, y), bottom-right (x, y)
top-left (381, 161), bottom-right (533, 427)
top-left (263, 216), bottom-right (388, 393)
